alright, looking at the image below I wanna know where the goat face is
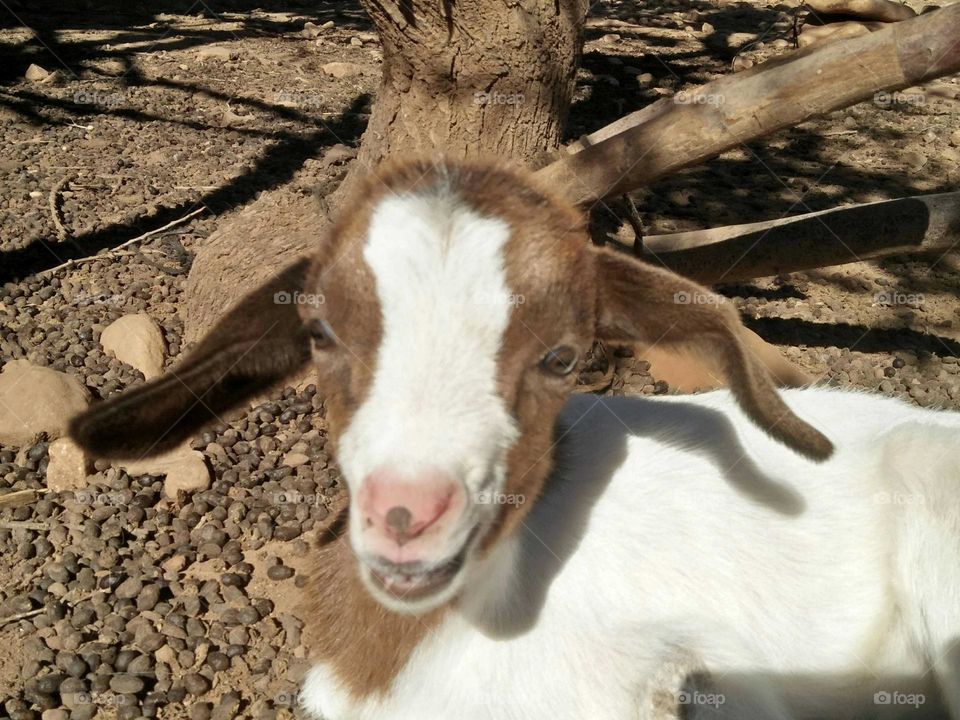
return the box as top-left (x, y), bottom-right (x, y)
top-left (69, 158), bottom-right (832, 616)
top-left (298, 161), bottom-right (597, 612)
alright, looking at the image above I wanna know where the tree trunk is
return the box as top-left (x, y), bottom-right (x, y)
top-left (345, 0), bottom-right (587, 173)
top-left (182, 0), bottom-right (586, 344)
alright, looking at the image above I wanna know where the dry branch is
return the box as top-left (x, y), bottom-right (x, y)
top-left (638, 192), bottom-right (960, 284)
top-left (537, 3), bottom-right (960, 206)
top-left (798, 21), bottom-right (884, 49)
top-left (805, 0), bottom-right (916, 23)
top-left (37, 207), bottom-right (207, 278)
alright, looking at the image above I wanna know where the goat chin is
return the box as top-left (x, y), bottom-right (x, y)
top-left (300, 386), bottom-right (960, 720)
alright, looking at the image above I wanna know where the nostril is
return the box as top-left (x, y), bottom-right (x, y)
top-left (385, 506), bottom-right (413, 541)
top-left (359, 467), bottom-right (465, 547)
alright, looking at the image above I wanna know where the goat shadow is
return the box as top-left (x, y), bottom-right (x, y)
top-left (463, 394), bottom-right (956, 717)
top-left (474, 393), bottom-right (806, 639)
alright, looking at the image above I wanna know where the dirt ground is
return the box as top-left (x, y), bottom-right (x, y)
top-left (0, 0), bottom-right (958, 718)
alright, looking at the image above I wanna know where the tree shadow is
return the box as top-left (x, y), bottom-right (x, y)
top-left (0, 0), bottom-right (371, 85)
top-left (0, 92), bottom-right (368, 283)
top-left (744, 316), bottom-right (960, 357)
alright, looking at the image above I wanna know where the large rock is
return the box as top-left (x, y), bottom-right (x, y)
top-left (0, 361), bottom-right (91, 445)
top-left (100, 314), bottom-right (166, 379)
top-left (25, 63), bottom-right (50, 81)
top-left (115, 444), bottom-right (211, 499)
top-left (46, 438), bottom-right (93, 492)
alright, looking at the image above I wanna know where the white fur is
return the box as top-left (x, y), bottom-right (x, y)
top-left (302, 387), bottom-right (960, 719)
top-left (336, 189), bottom-right (520, 610)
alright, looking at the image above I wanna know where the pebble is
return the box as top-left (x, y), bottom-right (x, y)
top-left (109, 673), bottom-right (145, 694)
top-left (45, 437), bottom-right (92, 492)
top-left (266, 563), bottom-right (295, 581)
top-left (115, 576), bottom-right (143, 600)
top-left (197, 46), bottom-right (237, 62)
top-left (99, 314), bottom-right (166, 379)
top-left (183, 672), bottom-right (211, 695)
top-left (321, 62), bottom-right (365, 79)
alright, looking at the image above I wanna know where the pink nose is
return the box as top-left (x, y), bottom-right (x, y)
top-left (357, 468), bottom-right (463, 547)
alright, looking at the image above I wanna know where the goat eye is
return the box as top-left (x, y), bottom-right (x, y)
top-left (307, 319), bottom-right (335, 350)
top-left (540, 346), bottom-right (578, 376)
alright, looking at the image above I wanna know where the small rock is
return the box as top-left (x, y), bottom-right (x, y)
top-left (701, 22), bottom-right (715, 33)
top-left (282, 452), bottom-right (310, 468)
top-left (350, 37), bottom-right (363, 47)
top-left (116, 443), bottom-right (211, 498)
top-left (322, 144), bottom-right (357, 168)
top-left (25, 63), bottom-right (50, 81)
top-left (184, 672), bottom-right (211, 695)
top-left (109, 673), bottom-right (145, 694)
top-left (115, 576), bottom-right (143, 600)
top-left (99, 314), bottom-right (166, 379)
top-left (212, 691), bottom-right (242, 720)
top-left (321, 62), bottom-right (365, 79)
top-left (903, 149), bottom-right (927, 170)
top-left (301, 21), bottom-right (322, 38)
top-left (267, 564), bottom-right (295, 581)
top-left (0, 360), bottom-right (91, 445)
top-left (45, 437), bottom-right (92, 492)
top-left (950, 128), bottom-right (960, 148)
top-left (198, 46), bottom-right (237, 62)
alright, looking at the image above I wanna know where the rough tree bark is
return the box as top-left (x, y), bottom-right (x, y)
top-left (338, 0), bottom-right (588, 187)
top-left (182, 0), bottom-right (588, 343)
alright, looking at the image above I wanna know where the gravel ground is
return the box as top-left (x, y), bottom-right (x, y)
top-left (1, 0), bottom-right (959, 718)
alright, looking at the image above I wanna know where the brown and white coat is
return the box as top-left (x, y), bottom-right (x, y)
top-left (71, 159), bottom-right (960, 720)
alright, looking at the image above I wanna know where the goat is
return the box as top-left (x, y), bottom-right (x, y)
top-left (70, 158), bottom-right (960, 720)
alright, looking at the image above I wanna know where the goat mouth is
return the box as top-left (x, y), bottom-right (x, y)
top-left (368, 542), bottom-right (470, 601)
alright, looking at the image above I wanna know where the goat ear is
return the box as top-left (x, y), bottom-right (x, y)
top-left (69, 258), bottom-right (313, 459)
top-left (592, 247), bottom-right (833, 461)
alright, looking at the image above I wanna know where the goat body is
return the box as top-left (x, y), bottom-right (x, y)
top-left (65, 159), bottom-right (960, 720)
top-left (302, 388), bottom-right (960, 720)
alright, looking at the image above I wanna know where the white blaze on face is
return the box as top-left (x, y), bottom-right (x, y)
top-left (338, 187), bottom-right (520, 546)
